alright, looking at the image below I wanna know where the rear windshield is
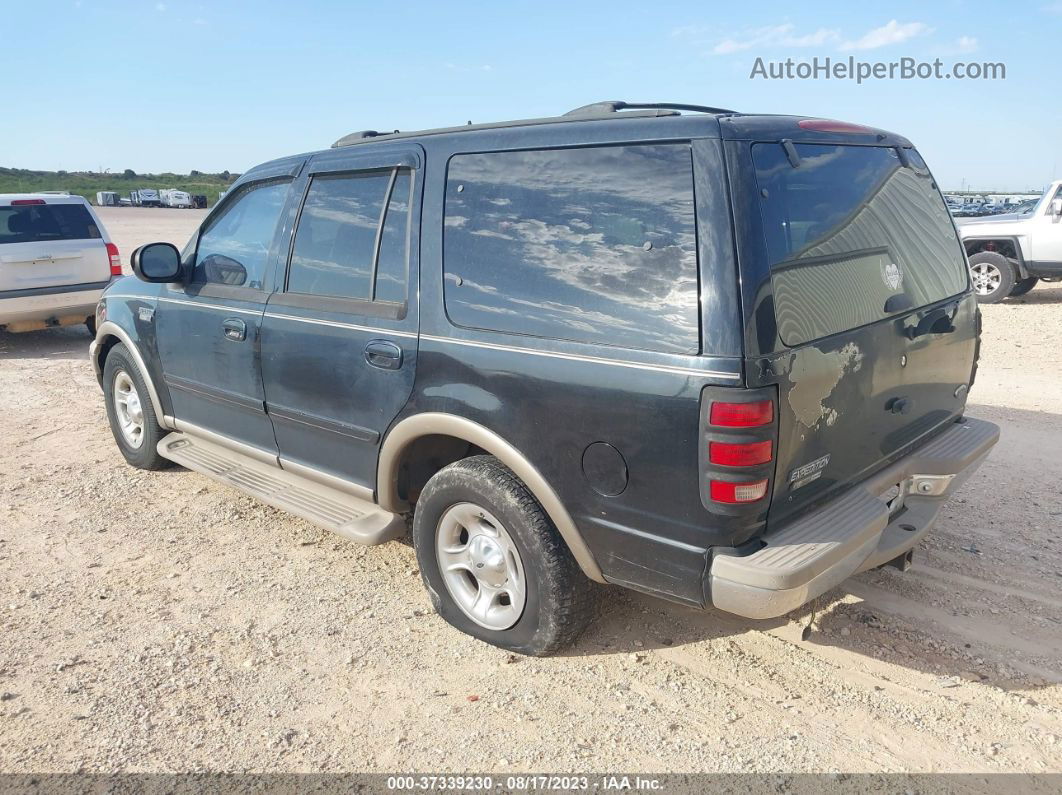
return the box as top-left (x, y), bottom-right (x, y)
top-left (753, 143), bottom-right (968, 346)
top-left (0, 203), bottom-right (101, 245)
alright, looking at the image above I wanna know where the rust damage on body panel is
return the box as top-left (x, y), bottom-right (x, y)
top-left (786, 343), bottom-right (864, 428)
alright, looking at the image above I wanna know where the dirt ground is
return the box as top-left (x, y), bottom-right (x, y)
top-left (0, 208), bottom-right (1060, 774)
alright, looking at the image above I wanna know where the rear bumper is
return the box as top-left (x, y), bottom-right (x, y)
top-left (0, 280), bottom-right (111, 331)
top-left (708, 417), bottom-right (999, 619)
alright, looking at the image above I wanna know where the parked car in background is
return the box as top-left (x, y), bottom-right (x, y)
top-left (959, 180), bottom-right (1062, 302)
top-left (1, 193), bottom-right (121, 333)
top-left (96, 191), bottom-right (120, 207)
top-left (191, 194), bottom-right (208, 209)
top-left (160, 189), bottom-right (193, 209)
top-left (92, 102), bottom-right (997, 655)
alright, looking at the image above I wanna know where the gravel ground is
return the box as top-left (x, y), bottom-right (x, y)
top-left (0, 209), bottom-right (1060, 773)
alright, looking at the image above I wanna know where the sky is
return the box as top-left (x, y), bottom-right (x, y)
top-left (2, 0), bottom-right (1059, 191)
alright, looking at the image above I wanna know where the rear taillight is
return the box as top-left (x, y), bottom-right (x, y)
top-left (701, 390), bottom-right (778, 510)
top-left (709, 479), bottom-right (769, 504)
top-left (709, 440), bottom-right (773, 467)
top-left (710, 400), bottom-right (774, 427)
top-left (106, 242), bottom-right (122, 276)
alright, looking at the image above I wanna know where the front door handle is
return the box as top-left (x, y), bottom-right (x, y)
top-left (222, 318), bottom-right (247, 342)
top-left (364, 340), bottom-right (403, 370)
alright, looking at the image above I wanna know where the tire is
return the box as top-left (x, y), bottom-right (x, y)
top-left (102, 343), bottom-right (172, 470)
top-left (968, 251), bottom-right (1016, 304)
top-left (412, 455), bottom-right (597, 656)
top-left (1009, 277), bottom-right (1038, 297)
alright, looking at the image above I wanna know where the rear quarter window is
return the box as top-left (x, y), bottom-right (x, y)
top-left (443, 144), bottom-right (700, 355)
top-left (753, 143), bottom-right (968, 346)
top-left (0, 203), bottom-right (101, 245)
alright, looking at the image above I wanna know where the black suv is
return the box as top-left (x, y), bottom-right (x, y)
top-left (90, 101), bottom-right (998, 655)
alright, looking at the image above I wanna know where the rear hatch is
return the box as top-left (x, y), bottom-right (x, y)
top-left (735, 133), bottom-right (976, 525)
top-left (0, 200), bottom-right (111, 291)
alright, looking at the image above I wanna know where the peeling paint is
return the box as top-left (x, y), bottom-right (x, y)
top-left (787, 343), bottom-right (863, 428)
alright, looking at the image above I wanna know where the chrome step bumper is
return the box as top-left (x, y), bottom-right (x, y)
top-left (158, 432), bottom-right (406, 546)
top-left (708, 417), bottom-right (1000, 619)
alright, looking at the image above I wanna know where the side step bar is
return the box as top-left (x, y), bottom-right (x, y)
top-left (158, 432), bottom-right (405, 545)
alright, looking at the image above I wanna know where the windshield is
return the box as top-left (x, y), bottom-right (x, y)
top-left (753, 143), bottom-right (969, 346)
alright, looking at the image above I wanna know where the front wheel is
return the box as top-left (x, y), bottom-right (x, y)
top-left (1009, 276), bottom-right (1039, 297)
top-left (102, 343), bottom-right (172, 470)
top-left (968, 251), bottom-right (1016, 304)
top-left (412, 455), bottom-right (597, 656)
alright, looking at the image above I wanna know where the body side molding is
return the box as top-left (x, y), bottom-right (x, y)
top-left (91, 320), bottom-right (173, 430)
top-left (377, 412), bottom-right (605, 582)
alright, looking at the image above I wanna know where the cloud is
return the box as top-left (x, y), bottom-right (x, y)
top-left (444, 62), bottom-right (493, 73)
top-left (700, 23), bottom-right (841, 54)
top-left (840, 20), bottom-right (932, 51)
top-left (952, 35), bottom-right (978, 54)
top-left (192, 17), bottom-right (208, 26)
top-left (155, 2), bottom-right (166, 11)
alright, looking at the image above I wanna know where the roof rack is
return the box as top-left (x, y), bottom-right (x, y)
top-left (332, 101), bottom-right (735, 149)
top-left (564, 101), bottom-right (737, 116)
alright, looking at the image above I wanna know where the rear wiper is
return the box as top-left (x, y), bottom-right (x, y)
top-left (884, 294), bottom-right (913, 313)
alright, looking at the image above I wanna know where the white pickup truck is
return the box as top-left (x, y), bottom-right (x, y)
top-left (958, 180), bottom-right (1062, 302)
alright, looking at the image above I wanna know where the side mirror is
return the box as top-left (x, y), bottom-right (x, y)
top-left (131, 242), bottom-right (182, 283)
top-left (1051, 198), bottom-right (1062, 217)
top-left (201, 253), bottom-right (247, 286)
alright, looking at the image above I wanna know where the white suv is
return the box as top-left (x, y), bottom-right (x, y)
top-left (0, 193), bottom-right (121, 333)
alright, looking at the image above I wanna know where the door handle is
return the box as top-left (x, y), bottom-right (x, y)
top-left (905, 304), bottom-right (957, 339)
top-left (364, 340), bottom-right (403, 370)
top-left (222, 318), bottom-right (247, 342)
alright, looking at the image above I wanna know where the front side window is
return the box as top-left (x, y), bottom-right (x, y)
top-left (193, 179), bottom-right (290, 289)
top-left (287, 168), bottom-right (412, 302)
top-left (754, 143), bottom-right (968, 346)
top-left (443, 144), bottom-right (700, 355)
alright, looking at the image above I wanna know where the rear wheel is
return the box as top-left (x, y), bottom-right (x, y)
top-left (412, 455), bottom-right (597, 656)
top-left (968, 251), bottom-right (1015, 304)
top-left (1009, 276), bottom-right (1039, 297)
top-left (103, 343), bottom-right (172, 470)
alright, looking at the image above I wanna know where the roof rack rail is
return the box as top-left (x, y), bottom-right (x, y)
top-left (331, 103), bottom-right (726, 149)
top-left (564, 100), bottom-right (737, 117)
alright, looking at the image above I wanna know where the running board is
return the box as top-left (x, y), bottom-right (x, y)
top-left (157, 432), bottom-right (405, 545)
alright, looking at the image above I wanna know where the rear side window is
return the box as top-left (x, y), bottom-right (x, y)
top-left (753, 143), bottom-right (968, 346)
top-left (0, 203), bottom-right (101, 245)
top-left (287, 167), bottom-right (412, 303)
top-left (443, 144), bottom-right (699, 354)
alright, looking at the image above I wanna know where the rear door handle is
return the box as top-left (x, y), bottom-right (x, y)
top-left (222, 318), bottom-right (247, 342)
top-left (364, 340), bottom-right (403, 370)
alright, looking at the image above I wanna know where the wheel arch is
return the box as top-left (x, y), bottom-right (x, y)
top-left (963, 236), bottom-right (1028, 277)
top-left (378, 412), bottom-right (605, 582)
top-left (92, 321), bottom-right (172, 430)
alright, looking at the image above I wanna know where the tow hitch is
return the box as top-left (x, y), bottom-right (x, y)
top-left (883, 549), bottom-right (914, 572)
